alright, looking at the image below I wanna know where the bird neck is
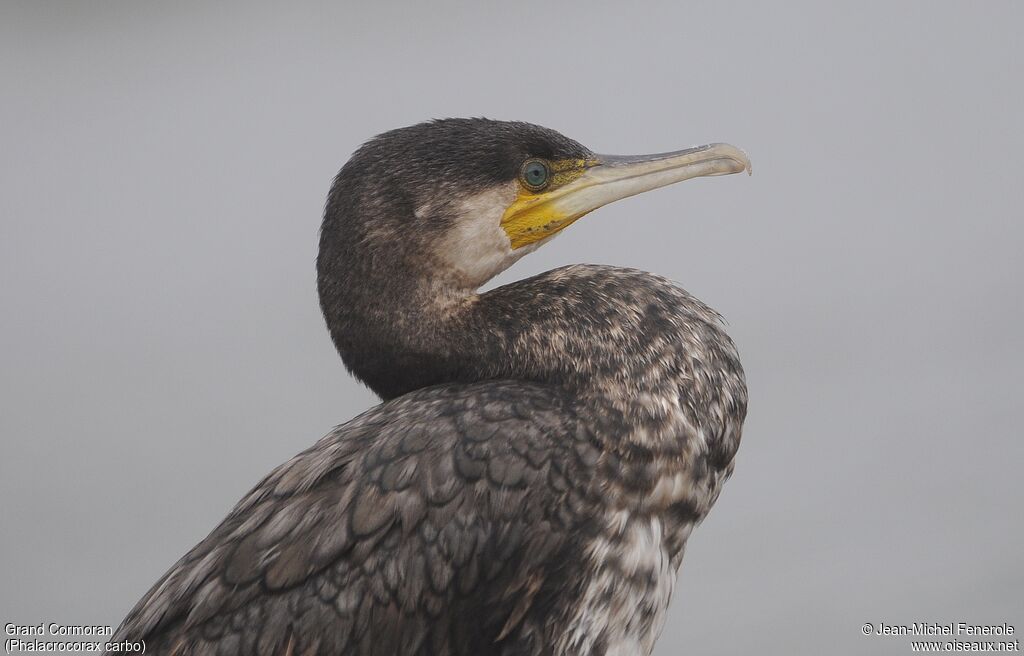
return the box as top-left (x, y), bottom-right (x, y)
top-left (321, 262), bottom-right (745, 460)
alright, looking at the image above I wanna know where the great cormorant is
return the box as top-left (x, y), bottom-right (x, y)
top-left (110, 118), bottom-right (751, 656)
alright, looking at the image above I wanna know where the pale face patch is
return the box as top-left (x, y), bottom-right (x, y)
top-left (428, 184), bottom-right (548, 289)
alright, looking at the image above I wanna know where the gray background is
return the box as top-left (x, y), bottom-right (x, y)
top-left (2, 1), bottom-right (1021, 653)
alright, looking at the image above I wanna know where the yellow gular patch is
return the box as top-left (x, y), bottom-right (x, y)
top-left (500, 158), bottom-right (598, 249)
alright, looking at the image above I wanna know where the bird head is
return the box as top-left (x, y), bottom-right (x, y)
top-left (320, 118), bottom-right (750, 292)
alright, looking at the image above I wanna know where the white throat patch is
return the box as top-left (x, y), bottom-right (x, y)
top-left (427, 184), bottom-right (546, 288)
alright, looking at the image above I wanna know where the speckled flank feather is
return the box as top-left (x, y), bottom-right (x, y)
top-left (110, 118), bottom-right (747, 656)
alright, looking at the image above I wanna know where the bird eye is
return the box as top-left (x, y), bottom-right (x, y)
top-left (521, 159), bottom-right (550, 190)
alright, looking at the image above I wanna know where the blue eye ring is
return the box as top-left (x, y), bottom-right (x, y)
top-left (520, 159), bottom-right (551, 191)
